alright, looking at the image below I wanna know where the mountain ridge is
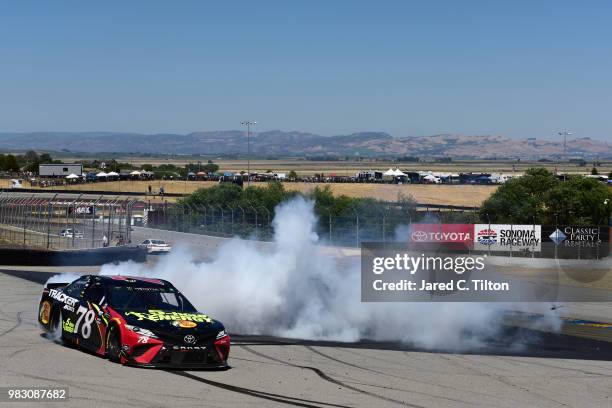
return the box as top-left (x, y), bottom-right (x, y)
top-left (0, 131), bottom-right (609, 159)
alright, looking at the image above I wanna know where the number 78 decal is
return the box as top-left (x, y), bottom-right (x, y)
top-left (74, 305), bottom-right (96, 339)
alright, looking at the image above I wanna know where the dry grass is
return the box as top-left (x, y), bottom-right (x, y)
top-left (283, 183), bottom-right (494, 206)
top-left (1, 178), bottom-right (496, 206)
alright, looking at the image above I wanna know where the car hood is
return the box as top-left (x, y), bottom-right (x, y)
top-left (117, 309), bottom-right (224, 335)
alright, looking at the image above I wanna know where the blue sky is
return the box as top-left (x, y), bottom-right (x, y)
top-left (1, 1), bottom-right (611, 141)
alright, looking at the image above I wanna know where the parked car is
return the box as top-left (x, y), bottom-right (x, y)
top-left (59, 229), bottom-right (84, 238)
top-left (138, 239), bottom-right (171, 254)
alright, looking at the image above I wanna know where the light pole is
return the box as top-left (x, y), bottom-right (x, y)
top-left (241, 121), bottom-right (257, 187)
top-left (558, 130), bottom-right (573, 157)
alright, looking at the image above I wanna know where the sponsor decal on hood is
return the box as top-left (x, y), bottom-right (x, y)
top-left (124, 309), bottom-right (212, 324)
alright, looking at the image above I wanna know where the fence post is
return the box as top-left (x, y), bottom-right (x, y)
top-left (329, 212), bottom-right (332, 242)
top-left (351, 207), bottom-right (359, 247)
top-left (92, 196), bottom-right (102, 248)
top-left (46, 195), bottom-right (57, 249)
top-left (71, 194), bottom-right (82, 249)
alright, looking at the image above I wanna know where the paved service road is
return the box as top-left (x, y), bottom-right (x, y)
top-left (1, 270), bottom-right (612, 407)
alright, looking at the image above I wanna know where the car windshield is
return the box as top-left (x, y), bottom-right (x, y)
top-left (108, 286), bottom-right (196, 312)
top-left (151, 240), bottom-right (166, 245)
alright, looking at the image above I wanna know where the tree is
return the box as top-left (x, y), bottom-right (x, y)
top-left (1, 154), bottom-right (20, 172)
top-left (591, 167), bottom-right (599, 175)
top-left (481, 168), bottom-right (612, 225)
top-left (24, 150), bottom-right (39, 163)
top-left (39, 153), bottom-right (53, 163)
top-left (547, 176), bottom-right (611, 225)
top-left (202, 160), bottom-right (219, 174)
top-left (288, 170), bottom-right (298, 180)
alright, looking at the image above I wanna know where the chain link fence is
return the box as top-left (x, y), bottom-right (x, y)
top-left (147, 202), bottom-right (479, 246)
top-left (0, 192), bottom-right (134, 250)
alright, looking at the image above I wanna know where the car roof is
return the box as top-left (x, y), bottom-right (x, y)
top-left (83, 274), bottom-right (173, 288)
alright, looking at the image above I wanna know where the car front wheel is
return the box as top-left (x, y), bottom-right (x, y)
top-left (106, 325), bottom-right (122, 363)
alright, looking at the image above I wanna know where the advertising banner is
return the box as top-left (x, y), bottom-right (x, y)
top-left (542, 225), bottom-right (610, 259)
top-left (409, 224), bottom-right (473, 243)
top-left (474, 224), bottom-right (541, 252)
top-left (408, 224), bottom-right (474, 251)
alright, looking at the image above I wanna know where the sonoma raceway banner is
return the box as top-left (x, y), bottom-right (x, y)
top-left (474, 224), bottom-right (542, 252)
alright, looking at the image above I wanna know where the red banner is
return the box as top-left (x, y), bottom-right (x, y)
top-left (408, 224), bottom-right (474, 249)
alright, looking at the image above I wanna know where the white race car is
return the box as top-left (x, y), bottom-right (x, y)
top-left (138, 239), bottom-right (172, 254)
top-left (59, 228), bottom-right (84, 238)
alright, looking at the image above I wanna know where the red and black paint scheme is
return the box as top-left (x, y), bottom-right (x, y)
top-left (38, 275), bottom-right (230, 368)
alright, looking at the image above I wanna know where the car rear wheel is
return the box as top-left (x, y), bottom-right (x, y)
top-left (48, 308), bottom-right (67, 345)
top-left (106, 325), bottom-right (122, 363)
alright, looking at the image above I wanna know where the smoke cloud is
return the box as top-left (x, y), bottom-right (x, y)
top-left (100, 197), bottom-right (560, 351)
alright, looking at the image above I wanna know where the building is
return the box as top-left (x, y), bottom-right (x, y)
top-left (39, 163), bottom-right (83, 177)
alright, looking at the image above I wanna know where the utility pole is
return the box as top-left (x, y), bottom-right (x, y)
top-left (241, 121), bottom-right (257, 187)
top-left (558, 130), bottom-right (573, 157)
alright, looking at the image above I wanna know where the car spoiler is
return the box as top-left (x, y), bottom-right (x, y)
top-left (44, 282), bottom-right (70, 291)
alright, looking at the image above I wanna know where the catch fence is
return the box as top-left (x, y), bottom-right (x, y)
top-left (148, 202), bottom-right (479, 246)
top-left (0, 192), bottom-right (134, 250)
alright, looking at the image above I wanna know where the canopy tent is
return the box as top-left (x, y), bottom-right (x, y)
top-left (196, 171), bottom-right (206, 176)
top-left (392, 169), bottom-right (407, 177)
top-left (96, 171), bottom-right (108, 177)
top-left (106, 171), bottom-right (119, 177)
top-left (383, 168), bottom-right (396, 176)
top-left (65, 173), bottom-right (79, 179)
top-left (130, 170), bottom-right (141, 176)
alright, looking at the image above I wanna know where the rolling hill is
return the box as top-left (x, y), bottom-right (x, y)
top-left (0, 131), bottom-right (609, 159)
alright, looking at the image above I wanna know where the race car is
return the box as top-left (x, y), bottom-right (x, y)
top-left (138, 239), bottom-right (172, 254)
top-left (38, 274), bottom-right (230, 368)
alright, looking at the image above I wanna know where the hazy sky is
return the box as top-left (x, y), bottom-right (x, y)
top-left (1, 1), bottom-right (611, 141)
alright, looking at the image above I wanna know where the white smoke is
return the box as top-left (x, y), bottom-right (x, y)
top-left (45, 273), bottom-right (82, 285)
top-left (100, 197), bottom-right (560, 351)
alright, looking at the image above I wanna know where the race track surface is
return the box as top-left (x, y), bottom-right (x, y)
top-left (1, 270), bottom-right (612, 408)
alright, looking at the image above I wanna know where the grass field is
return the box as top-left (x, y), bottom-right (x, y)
top-left (0, 178), bottom-right (496, 206)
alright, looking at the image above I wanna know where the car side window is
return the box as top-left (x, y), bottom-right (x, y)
top-left (63, 277), bottom-right (89, 298)
top-left (83, 284), bottom-right (105, 304)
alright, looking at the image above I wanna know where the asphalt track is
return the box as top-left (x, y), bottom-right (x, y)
top-left (1, 269), bottom-right (612, 408)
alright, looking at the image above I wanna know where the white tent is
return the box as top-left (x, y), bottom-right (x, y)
top-left (107, 171), bottom-right (119, 177)
top-left (130, 170), bottom-right (141, 176)
top-left (392, 169), bottom-right (407, 177)
top-left (423, 174), bottom-right (440, 183)
top-left (66, 173), bottom-right (79, 179)
top-left (96, 171), bottom-right (108, 177)
top-left (383, 168), bottom-right (396, 176)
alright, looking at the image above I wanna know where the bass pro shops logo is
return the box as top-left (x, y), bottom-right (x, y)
top-left (477, 229), bottom-right (498, 246)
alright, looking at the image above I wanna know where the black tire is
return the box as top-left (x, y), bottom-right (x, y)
top-left (48, 308), bottom-right (67, 345)
top-left (106, 325), bottom-right (122, 363)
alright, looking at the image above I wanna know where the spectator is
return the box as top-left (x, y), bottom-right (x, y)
top-left (148, 185), bottom-right (152, 194)
top-left (102, 235), bottom-right (108, 247)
